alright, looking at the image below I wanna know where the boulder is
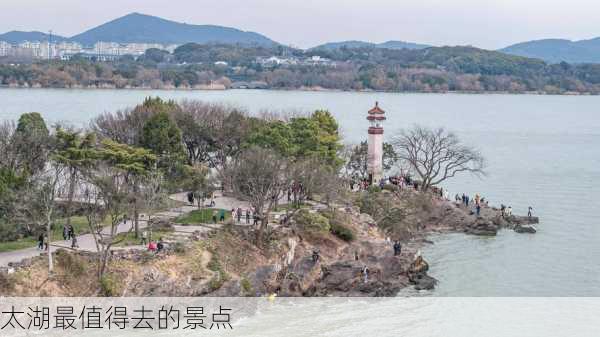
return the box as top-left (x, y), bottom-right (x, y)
top-left (465, 218), bottom-right (498, 236)
top-left (514, 224), bottom-right (537, 234)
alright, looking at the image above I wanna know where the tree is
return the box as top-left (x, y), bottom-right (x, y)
top-left (53, 128), bottom-right (96, 235)
top-left (12, 112), bottom-right (50, 175)
top-left (346, 141), bottom-right (399, 179)
top-left (81, 140), bottom-right (157, 279)
top-left (140, 111), bottom-right (185, 175)
top-left (228, 147), bottom-right (289, 245)
top-left (392, 126), bottom-right (485, 190)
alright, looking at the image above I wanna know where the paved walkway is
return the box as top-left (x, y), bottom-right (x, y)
top-left (0, 192), bottom-right (240, 268)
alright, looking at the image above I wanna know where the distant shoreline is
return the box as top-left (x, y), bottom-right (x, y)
top-left (0, 85), bottom-right (595, 96)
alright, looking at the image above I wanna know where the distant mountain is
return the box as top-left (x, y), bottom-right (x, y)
top-left (311, 40), bottom-right (430, 51)
top-left (0, 31), bottom-right (68, 44)
top-left (501, 38), bottom-right (600, 64)
top-left (69, 12), bottom-right (277, 46)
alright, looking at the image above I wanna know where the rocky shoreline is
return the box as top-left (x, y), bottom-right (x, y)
top-left (0, 191), bottom-right (539, 297)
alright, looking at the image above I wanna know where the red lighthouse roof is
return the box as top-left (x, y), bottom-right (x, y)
top-left (367, 102), bottom-right (386, 121)
top-left (368, 101), bottom-right (385, 115)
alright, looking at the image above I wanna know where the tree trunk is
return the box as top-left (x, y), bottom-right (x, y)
top-left (47, 219), bottom-right (53, 273)
top-left (133, 184), bottom-right (140, 238)
top-left (65, 168), bottom-right (76, 232)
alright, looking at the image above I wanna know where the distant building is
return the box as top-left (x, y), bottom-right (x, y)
top-left (0, 41), bottom-right (10, 57)
top-left (367, 102), bottom-right (386, 185)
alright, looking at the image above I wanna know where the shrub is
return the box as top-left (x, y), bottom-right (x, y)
top-left (367, 185), bottom-right (382, 193)
top-left (0, 222), bottom-right (20, 242)
top-left (293, 209), bottom-right (330, 232)
top-left (55, 250), bottom-right (86, 277)
top-left (240, 277), bottom-right (253, 295)
top-left (100, 273), bottom-right (120, 296)
top-left (330, 223), bottom-right (355, 242)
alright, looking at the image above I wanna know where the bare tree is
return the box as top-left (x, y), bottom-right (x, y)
top-left (14, 164), bottom-right (65, 273)
top-left (228, 147), bottom-right (289, 245)
top-left (392, 126), bottom-right (485, 190)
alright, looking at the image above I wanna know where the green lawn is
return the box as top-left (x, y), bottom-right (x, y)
top-left (0, 216), bottom-right (102, 253)
top-left (0, 238), bottom-right (37, 253)
top-left (174, 208), bottom-right (230, 224)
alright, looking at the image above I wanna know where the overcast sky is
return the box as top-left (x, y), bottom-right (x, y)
top-left (1, 0), bottom-right (598, 49)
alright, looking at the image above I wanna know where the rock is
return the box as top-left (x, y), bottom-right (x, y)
top-left (514, 224), bottom-right (537, 234)
top-left (148, 218), bottom-right (175, 231)
top-left (465, 218), bottom-right (498, 236)
top-left (411, 274), bottom-right (437, 290)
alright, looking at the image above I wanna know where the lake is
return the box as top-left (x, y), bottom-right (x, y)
top-left (1, 88), bottom-right (599, 334)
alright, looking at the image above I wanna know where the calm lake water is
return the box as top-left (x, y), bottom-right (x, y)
top-left (0, 89), bottom-right (600, 337)
top-left (1, 88), bottom-right (599, 335)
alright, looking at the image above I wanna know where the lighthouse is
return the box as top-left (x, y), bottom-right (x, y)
top-left (367, 102), bottom-right (386, 185)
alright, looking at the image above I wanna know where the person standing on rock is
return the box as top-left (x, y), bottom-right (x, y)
top-left (393, 241), bottom-right (402, 256)
top-left (528, 206), bottom-right (533, 218)
top-left (362, 265), bottom-right (369, 283)
top-left (507, 206), bottom-right (513, 217)
top-left (476, 204), bottom-right (481, 217)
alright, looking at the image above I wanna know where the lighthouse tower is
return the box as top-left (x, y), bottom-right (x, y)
top-left (367, 102), bottom-right (386, 185)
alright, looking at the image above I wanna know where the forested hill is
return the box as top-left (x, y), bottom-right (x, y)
top-left (2, 44), bottom-right (600, 94)
top-left (311, 40), bottom-right (430, 51)
top-left (501, 38), bottom-right (600, 64)
top-left (70, 13), bottom-right (277, 46)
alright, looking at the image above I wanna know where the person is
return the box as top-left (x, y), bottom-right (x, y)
top-left (210, 194), bottom-right (216, 207)
top-left (245, 209), bottom-right (251, 224)
top-left (393, 241), bottom-right (402, 256)
top-left (62, 225), bottom-right (68, 241)
top-left (187, 191), bottom-right (194, 205)
top-left (37, 233), bottom-right (44, 250)
top-left (141, 230), bottom-right (148, 246)
top-left (157, 238), bottom-right (164, 253)
top-left (507, 206), bottom-right (513, 217)
top-left (528, 206), bottom-right (533, 218)
top-left (148, 241), bottom-right (157, 252)
top-left (354, 251), bottom-right (359, 261)
top-left (455, 194), bottom-right (460, 203)
top-left (476, 204), bottom-right (481, 216)
top-left (312, 250), bottom-right (320, 263)
top-left (71, 234), bottom-right (79, 249)
top-left (362, 265), bottom-right (369, 283)
top-left (237, 207), bottom-right (242, 223)
top-left (501, 204), bottom-right (506, 217)
top-left (69, 225), bottom-right (75, 240)
top-left (475, 193), bottom-right (481, 206)
top-left (219, 209), bottom-right (226, 222)
top-left (231, 208), bottom-right (236, 221)
top-left (43, 234), bottom-right (49, 251)
top-left (212, 211), bottom-right (218, 224)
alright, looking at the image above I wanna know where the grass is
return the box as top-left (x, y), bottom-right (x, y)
top-left (174, 208), bottom-right (229, 224)
top-left (0, 238), bottom-right (37, 253)
top-left (0, 216), bottom-right (107, 253)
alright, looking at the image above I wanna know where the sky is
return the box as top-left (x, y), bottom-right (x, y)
top-left (1, 0), bottom-right (599, 49)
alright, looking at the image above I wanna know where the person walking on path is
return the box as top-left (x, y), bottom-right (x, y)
top-left (62, 226), bottom-right (68, 241)
top-left (71, 234), bottom-right (79, 249)
top-left (219, 209), bottom-right (226, 222)
top-left (245, 209), bottom-right (250, 224)
top-left (237, 208), bottom-right (242, 223)
top-left (37, 233), bottom-right (44, 250)
top-left (212, 211), bottom-right (218, 224)
top-left (68, 225), bottom-right (74, 241)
